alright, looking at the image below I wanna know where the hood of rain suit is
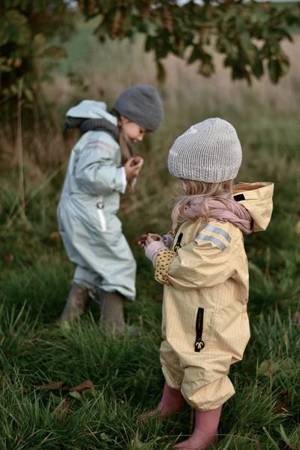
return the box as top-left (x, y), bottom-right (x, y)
top-left (66, 100), bottom-right (117, 125)
top-left (233, 182), bottom-right (274, 232)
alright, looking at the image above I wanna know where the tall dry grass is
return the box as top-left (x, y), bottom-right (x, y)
top-left (1, 26), bottom-right (299, 176)
top-left (1, 28), bottom-right (300, 235)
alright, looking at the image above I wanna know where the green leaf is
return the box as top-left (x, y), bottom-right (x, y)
top-left (2, 10), bottom-right (31, 46)
top-left (155, 59), bottom-right (166, 83)
top-left (268, 58), bottom-right (281, 84)
top-left (23, 87), bottom-right (34, 102)
top-left (188, 45), bottom-right (201, 64)
top-left (145, 35), bottom-right (155, 52)
top-left (42, 46), bottom-right (67, 59)
top-left (252, 53), bottom-right (264, 78)
top-left (198, 60), bottom-right (214, 77)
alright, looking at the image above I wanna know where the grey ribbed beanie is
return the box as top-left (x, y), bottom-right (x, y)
top-left (168, 118), bottom-right (242, 182)
top-left (113, 84), bottom-right (163, 131)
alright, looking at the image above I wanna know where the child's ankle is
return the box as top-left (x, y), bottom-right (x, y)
top-left (159, 384), bottom-right (185, 415)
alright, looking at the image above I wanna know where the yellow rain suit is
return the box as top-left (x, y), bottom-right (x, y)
top-left (154, 182), bottom-right (274, 411)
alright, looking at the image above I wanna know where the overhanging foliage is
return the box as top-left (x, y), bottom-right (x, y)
top-left (79, 0), bottom-right (300, 83)
top-left (0, 0), bottom-right (299, 119)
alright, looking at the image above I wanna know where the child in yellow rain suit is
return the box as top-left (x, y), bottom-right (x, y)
top-left (140, 118), bottom-right (274, 450)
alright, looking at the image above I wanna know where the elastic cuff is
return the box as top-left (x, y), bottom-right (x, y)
top-left (161, 365), bottom-right (182, 390)
top-left (154, 249), bottom-right (176, 285)
top-left (181, 376), bottom-right (235, 411)
top-left (115, 167), bottom-right (127, 193)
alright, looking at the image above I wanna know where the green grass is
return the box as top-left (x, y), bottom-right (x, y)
top-left (1, 31), bottom-right (300, 450)
top-left (0, 138), bottom-right (299, 450)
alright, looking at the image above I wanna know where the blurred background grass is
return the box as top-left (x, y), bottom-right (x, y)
top-left (0, 21), bottom-right (299, 449)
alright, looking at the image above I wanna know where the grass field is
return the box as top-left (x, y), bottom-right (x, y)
top-left (0, 25), bottom-right (299, 449)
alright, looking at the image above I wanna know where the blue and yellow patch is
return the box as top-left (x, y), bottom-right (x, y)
top-left (195, 223), bottom-right (231, 251)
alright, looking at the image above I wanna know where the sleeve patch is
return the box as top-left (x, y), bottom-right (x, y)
top-left (195, 234), bottom-right (226, 251)
top-left (195, 223), bottom-right (232, 251)
top-left (203, 224), bottom-right (231, 243)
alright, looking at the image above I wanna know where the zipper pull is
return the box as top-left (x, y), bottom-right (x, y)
top-left (195, 339), bottom-right (205, 352)
top-left (174, 232), bottom-right (183, 251)
top-left (195, 307), bottom-right (205, 352)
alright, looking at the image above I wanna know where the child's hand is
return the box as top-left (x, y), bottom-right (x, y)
top-left (137, 234), bottom-right (148, 247)
top-left (124, 156), bottom-right (144, 181)
top-left (144, 237), bottom-right (167, 264)
top-left (130, 155), bottom-right (144, 166)
top-left (138, 233), bottom-right (162, 247)
top-left (145, 233), bottom-right (162, 245)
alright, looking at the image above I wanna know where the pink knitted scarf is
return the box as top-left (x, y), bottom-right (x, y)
top-left (174, 195), bottom-right (253, 235)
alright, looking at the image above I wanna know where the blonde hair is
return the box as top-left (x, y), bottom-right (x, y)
top-left (171, 179), bottom-right (234, 231)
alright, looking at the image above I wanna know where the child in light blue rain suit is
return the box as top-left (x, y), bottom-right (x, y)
top-left (57, 85), bottom-right (163, 332)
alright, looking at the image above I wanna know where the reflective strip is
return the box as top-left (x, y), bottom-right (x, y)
top-left (96, 199), bottom-right (107, 231)
top-left (204, 224), bottom-right (231, 243)
top-left (97, 208), bottom-right (107, 231)
top-left (86, 141), bottom-right (102, 146)
top-left (195, 234), bottom-right (226, 251)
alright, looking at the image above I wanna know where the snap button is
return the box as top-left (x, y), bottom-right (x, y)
top-left (96, 201), bottom-right (104, 209)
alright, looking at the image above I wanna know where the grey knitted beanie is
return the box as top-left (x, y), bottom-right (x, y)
top-left (168, 118), bottom-right (242, 182)
top-left (113, 84), bottom-right (164, 131)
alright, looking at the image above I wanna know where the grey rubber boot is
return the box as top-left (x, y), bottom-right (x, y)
top-left (60, 283), bottom-right (90, 322)
top-left (100, 291), bottom-right (125, 334)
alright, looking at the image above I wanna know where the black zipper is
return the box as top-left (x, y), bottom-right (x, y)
top-left (194, 307), bottom-right (205, 352)
top-left (174, 232), bottom-right (183, 251)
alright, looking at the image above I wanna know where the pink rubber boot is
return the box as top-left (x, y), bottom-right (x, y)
top-left (173, 406), bottom-right (222, 450)
top-left (138, 383), bottom-right (185, 422)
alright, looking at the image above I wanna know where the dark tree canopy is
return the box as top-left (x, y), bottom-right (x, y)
top-left (0, 0), bottom-right (74, 111)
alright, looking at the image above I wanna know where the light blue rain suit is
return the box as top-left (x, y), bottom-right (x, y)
top-left (57, 101), bottom-right (136, 300)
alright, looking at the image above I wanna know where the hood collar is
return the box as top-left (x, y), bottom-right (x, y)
top-left (233, 182), bottom-right (274, 232)
top-left (66, 100), bottom-right (117, 126)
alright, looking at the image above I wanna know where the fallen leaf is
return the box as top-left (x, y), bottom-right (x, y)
top-left (69, 379), bottom-right (94, 393)
top-left (35, 381), bottom-right (64, 391)
top-left (3, 253), bottom-right (14, 264)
